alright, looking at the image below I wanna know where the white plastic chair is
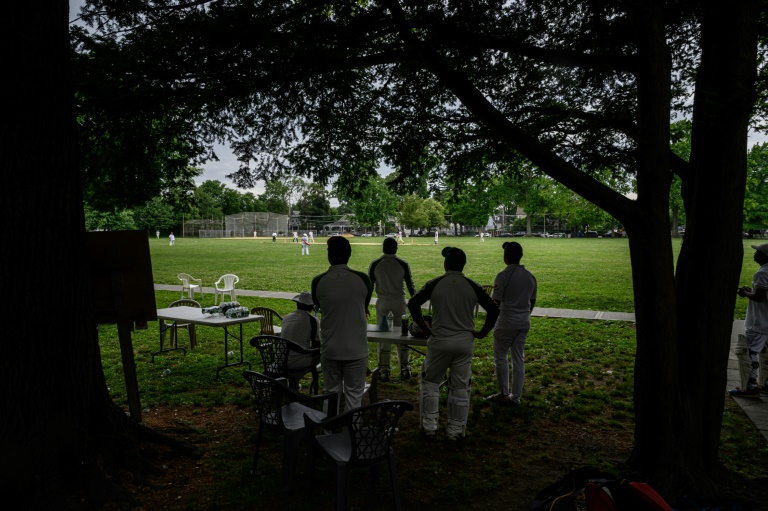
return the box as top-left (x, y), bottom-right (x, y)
top-left (214, 274), bottom-right (239, 304)
top-left (178, 273), bottom-right (203, 300)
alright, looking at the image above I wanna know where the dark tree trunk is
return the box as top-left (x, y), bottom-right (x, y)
top-left (623, 0), bottom-right (682, 487)
top-left (0, 2), bottom-right (186, 507)
top-left (673, 0), bottom-right (757, 483)
top-left (619, 1), bottom-right (758, 495)
top-left (1, 1), bottom-right (96, 505)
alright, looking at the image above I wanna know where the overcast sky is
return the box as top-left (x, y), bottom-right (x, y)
top-left (199, 144), bottom-right (266, 195)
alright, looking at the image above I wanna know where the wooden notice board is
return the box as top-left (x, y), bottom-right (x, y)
top-left (86, 230), bottom-right (157, 422)
top-left (86, 230), bottom-right (157, 325)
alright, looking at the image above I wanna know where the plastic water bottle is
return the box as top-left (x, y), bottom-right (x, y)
top-left (387, 311), bottom-right (394, 332)
top-left (161, 369), bottom-right (171, 378)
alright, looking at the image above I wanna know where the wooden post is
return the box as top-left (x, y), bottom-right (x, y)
top-left (117, 322), bottom-right (142, 422)
top-left (87, 231), bottom-right (157, 425)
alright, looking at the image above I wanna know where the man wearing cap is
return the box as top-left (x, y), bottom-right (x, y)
top-left (408, 246), bottom-right (499, 441)
top-left (280, 292), bottom-right (320, 390)
top-left (369, 237), bottom-right (417, 380)
top-left (312, 236), bottom-right (373, 411)
top-left (489, 241), bottom-right (537, 406)
top-left (301, 233), bottom-right (310, 255)
top-left (729, 243), bottom-right (768, 397)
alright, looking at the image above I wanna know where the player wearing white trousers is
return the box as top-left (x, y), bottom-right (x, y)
top-left (730, 243), bottom-right (768, 397)
top-left (369, 238), bottom-right (416, 380)
top-left (408, 247), bottom-right (498, 440)
top-left (493, 328), bottom-right (529, 401)
top-left (420, 335), bottom-right (474, 439)
top-left (491, 242), bottom-right (537, 405)
top-left (311, 236), bottom-right (373, 412)
top-left (375, 296), bottom-right (410, 378)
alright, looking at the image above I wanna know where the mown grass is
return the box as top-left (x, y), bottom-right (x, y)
top-left (100, 296), bottom-right (645, 509)
top-left (146, 235), bottom-right (757, 317)
top-left (149, 235), bottom-right (639, 312)
top-left (102, 291), bottom-right (639, 425)
top-left (96, 236), bottom-right (766, 509)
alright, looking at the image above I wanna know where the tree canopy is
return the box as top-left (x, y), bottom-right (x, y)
top-left (336, 174), bottom-right (399, 230)
top-left (744, 142), bottom-right (768, 232)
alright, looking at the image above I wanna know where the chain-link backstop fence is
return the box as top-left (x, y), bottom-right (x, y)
top-left (184, 212), bottom-right (290, 238)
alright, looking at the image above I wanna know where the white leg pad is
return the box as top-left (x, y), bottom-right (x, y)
top-left (446, 386), bottom-right (470, 438)
top-left (420, 378), bottom-right (441, 432)
top-left (378, 342), bottom-right (392, 373)
top-left (398, 345), bottom-right (410, 370)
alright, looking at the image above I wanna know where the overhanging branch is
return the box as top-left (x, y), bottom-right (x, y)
top-left (383, 0), bottom-right (639, 222)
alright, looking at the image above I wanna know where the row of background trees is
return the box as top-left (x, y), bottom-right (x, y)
top-left (86, 133), bottom-right (768, 238)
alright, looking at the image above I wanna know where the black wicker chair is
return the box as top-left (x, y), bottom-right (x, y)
top-left (242, 370), bottom-right (338, 491)
top-left (251, 334), bottom-right (321, 395)
top-left (304, 400), bottom-right (413, 510)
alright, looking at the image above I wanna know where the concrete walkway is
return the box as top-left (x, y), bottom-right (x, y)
top-left (154, 284), bottom-right (637, 321)
top-left (154, 284), bottom-right (767, 440)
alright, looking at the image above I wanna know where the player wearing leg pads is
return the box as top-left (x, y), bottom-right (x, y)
top-left (408, 246), bottom-right (499, 440)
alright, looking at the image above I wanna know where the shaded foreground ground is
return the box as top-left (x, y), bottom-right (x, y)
top-left (102, 392), bottom-right (768, 511)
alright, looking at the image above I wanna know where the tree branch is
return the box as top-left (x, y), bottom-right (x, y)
top-left (382, 0), bottom-right (638, 221)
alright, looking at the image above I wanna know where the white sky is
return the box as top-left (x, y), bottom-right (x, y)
top-left (199, 144), bottom-right (264, 194)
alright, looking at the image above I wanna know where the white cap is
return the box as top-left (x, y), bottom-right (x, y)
top-left (751, 243), bottom-right (768, 257)
top-left (291, 291), bottom-right (314, 306)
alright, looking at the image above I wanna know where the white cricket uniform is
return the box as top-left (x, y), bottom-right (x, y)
top-left (492, 264), bottom-right (537, 401)
top-left (408, 271), bottom-right (499, 438)
top-left (369, 254), bottom-right (416, 376)
top-left (312, 264), bottom-right (372, 411)
top-left (745, 263), bottom-right (768, 384)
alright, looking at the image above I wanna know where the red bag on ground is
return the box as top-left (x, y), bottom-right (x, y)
top-left (627, 482), bottom-right (672, 511)
top-left (586, 482), bottom-right (619, 510)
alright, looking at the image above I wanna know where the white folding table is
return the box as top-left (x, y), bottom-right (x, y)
top-left (155, 306), bottom-right (263, 378)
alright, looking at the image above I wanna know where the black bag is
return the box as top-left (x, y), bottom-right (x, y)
top-left (408, 315), bottom-right (432, 338)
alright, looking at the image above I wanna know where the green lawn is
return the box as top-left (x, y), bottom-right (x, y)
top-left (147, 235), bottom-right (756, 317)
top-left (94, 235), bottom-right (766, 509)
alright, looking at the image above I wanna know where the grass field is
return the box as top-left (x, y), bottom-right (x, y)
top-left (147, 235), bottom-right (756, 317)
top-left (95, 235), bottom-right (766, 510)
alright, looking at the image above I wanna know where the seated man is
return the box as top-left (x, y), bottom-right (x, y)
top-left (280, 291), bottom-right (320, 390)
